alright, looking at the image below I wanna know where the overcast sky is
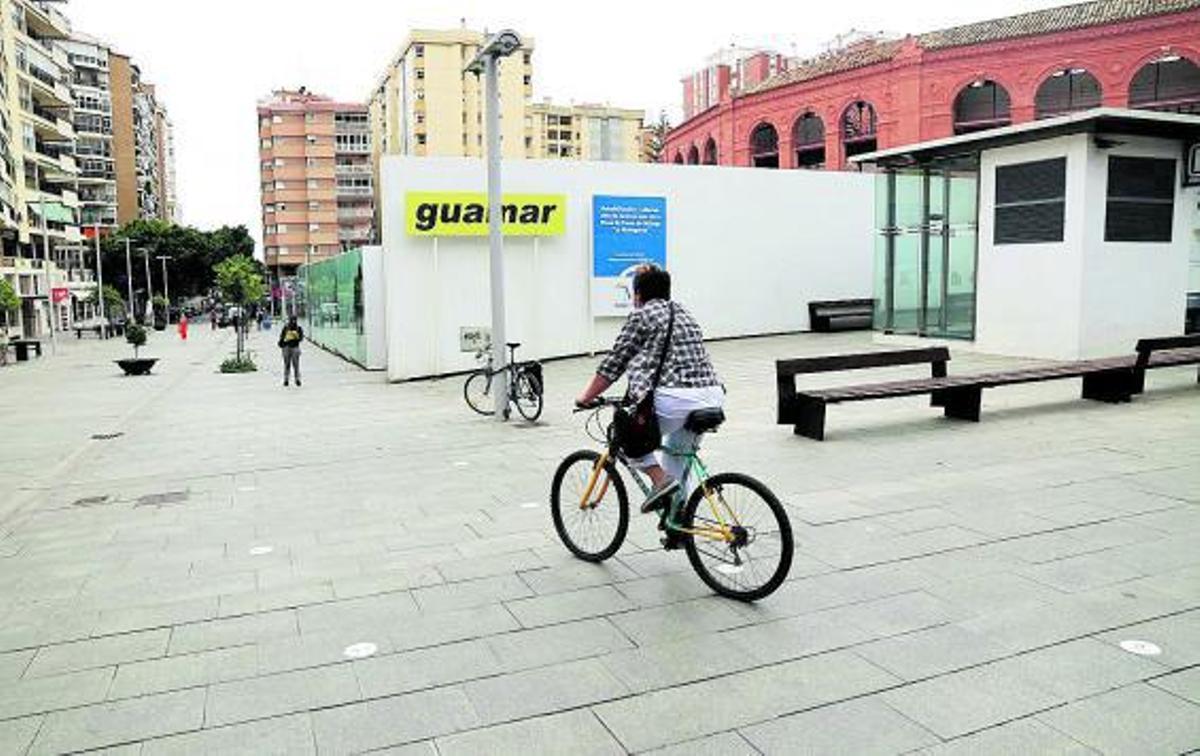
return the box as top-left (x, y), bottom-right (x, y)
top-left (67, 0), bottom-right (1065, 250)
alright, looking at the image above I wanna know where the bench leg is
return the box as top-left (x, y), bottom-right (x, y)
top-left (942, 386), bottom-right (981, 422)
top-left (792, 398), bottom-right (827, 441)
top-left (930, 389), bottom-right (948, 408)
top-left (1081, 370), bottom-right (1132, 404)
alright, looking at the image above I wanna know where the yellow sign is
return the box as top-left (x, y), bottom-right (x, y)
top-left (406, 192), bottom-right (567, 236)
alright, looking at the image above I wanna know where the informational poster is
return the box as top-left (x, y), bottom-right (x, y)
top-left (51, 287), bottom-right (69, 304)
top-left (591, 195), bottom-right (667, 316)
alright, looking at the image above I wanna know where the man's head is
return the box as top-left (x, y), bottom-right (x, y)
top-left (632, 265), bottom-right (670, 307)
top-left (288, 316), bottom-right (297, 326)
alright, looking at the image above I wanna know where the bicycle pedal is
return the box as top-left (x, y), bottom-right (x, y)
top-left (660, 534), bottom-right (683, 551)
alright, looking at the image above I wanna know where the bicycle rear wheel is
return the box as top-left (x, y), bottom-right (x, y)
top-left (464, 370), bottom-right (494, 415)
top-left (514, 370), bottom-right (543, 422)
top-left (680, 472), bottom-right (793, 601)
top-left (550, 450), bottom-right (629, 562)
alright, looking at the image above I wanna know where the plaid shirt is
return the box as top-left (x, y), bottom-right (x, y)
top-left (597, 300), bottom-right (721, 402)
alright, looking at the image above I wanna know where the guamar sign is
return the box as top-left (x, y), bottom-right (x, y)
top-left (405, 192), bottom-right (566, 236)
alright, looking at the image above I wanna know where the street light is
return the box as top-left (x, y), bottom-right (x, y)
top-left (142, 248), bottom-right (153, 324)
top-left (465, 29), bottom-right (522, 420)
top-left (156, 255), bottom-right (172, 324)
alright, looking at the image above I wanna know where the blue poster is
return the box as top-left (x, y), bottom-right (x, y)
top-left (591, 195), bottom-right (667, 316)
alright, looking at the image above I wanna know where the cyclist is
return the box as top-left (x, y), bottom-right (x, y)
top-left (575, 265), bottom-right (724, 517)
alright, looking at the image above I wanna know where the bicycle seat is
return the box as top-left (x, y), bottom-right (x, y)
top-left (506, 342), bottom-right (522, 349)
top-left (684, 408), bottom-right (725, 433)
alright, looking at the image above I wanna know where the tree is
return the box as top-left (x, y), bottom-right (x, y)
top-left (87, 284), bottom-right (125, 320)
top-left (643, 111), bottom-right (671, 163)
top-left (98, 221), bottom-right (257, 307)
top-left (125, 323), bottom-right (147, 358)
top-left (214, 255), bottom-right (265, 360)
top-left (0, 278), bottom-right (19, 335)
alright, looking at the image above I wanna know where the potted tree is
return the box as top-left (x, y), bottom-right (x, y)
top-left (115, 323), bottom-right (157, 375)
top-left (214, 255), bottom-right (265, 373)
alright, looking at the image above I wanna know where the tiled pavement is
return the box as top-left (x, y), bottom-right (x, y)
top-left (1, 324), bottom-right (1198, 754)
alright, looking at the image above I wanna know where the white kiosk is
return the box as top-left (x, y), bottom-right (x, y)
top-left (858, 108), bottom-right (1200, 361)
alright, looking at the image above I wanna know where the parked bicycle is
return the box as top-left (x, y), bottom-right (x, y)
top-left (550, 397), bottom-right (793, 601)
top-left (463, 341), bottom-right (544, 421)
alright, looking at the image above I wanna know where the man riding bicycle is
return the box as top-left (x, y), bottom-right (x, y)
top-left (575, 265), bottom-right (725, 520)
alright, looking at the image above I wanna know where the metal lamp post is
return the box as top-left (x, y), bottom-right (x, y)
top-left (466, 29), bottom-right (522, 419)
top-left (156, 255), bottom-right (171, 324)
top-left (124, 237), bottom-right (134, 318)
top-left (93, 224), bottom-right (106, 338)
top-left (142, 248), bottom-right (153, 323)
top-left (35, 163), bottom-right (56, 354)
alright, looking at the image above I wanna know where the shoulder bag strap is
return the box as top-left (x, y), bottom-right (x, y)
top-left (649, 303), bottom-right (675, 391)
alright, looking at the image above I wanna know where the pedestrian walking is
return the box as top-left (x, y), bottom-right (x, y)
top-left (278, 315), bottom-right (304, 387)
top-left (211, 308), bottom-right (218, 330)
top-left (178, 313), bottom-right (188, 341)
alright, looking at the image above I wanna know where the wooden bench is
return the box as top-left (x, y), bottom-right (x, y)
top-left (12, 339), bottom-right (42, 361)
top-left (73, 323), bottom-right (106, 339)
top-left (1130, 334), bottom-right (1200, 394)
top-left (777, 348), bottom-right (1139, 441)
top-left (808, 298), bottom-right (874, 333)
top-left (777, 348), bottom-right (953, 440)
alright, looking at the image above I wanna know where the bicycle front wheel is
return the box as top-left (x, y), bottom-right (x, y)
top-left (550, 450), bottom-right (629, 562)
top-left (681, 472), bottom-right (793, 601)
top-left (513, 370), bottom-right (543, 422)
top-left (464, 370), bottom-right (494, 415)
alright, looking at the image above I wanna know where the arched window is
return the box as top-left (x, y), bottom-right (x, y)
top-left (687, 145), bottom-right (700, 165)
top-left (1129, 55), bottom-right (1200, 115)
top-left (1035, 68), bottom-right (1102, 118)
top-left (953, 80), bottom-right (1011, 134)
top-left (749, 122), bottom-right (779, 168)
top-left (841, 101), bottom-right (877, 159)
top-left (703, 137), bottom-right (717, 165)
top-left (792, 111), bottom-right (825, 169)
top-left (672, 151), bottom-right (684, 164)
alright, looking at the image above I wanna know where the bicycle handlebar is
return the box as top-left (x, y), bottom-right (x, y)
top-left (573, 396), bottom-right (628, 412)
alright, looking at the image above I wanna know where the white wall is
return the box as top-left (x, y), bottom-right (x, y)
top-left (975, 135), bottom-right (1089, 360)
top-left (381, 157), bottom-right (875, 380)
top-left (361, 246), bottom-right (387, 370)
top-left (1079, 136), bottom-right (1192, 357)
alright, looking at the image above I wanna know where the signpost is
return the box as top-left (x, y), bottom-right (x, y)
top-left (591, 195), bottom-right (667, 317)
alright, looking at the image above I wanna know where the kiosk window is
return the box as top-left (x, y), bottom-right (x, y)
top-left (994, 157), bottom-right (1066, 244)
top-left (1105, 156), bottom-right (1175, 243)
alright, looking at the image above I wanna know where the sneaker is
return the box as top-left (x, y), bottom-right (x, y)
top-left (296, 380), bottom-right (302, 387)
top-left (283, 381), bottom-right (288, 387)
top-left (640, 479), bottom-right (680, 514)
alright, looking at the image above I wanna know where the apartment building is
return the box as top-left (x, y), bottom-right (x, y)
top-left (257, 88), bottom-right (374, 278)
top-left (528, 101), bottom-right (644, 162)
top-left (1, 0), bottom-right (86, 340)
top-left (64, 34), bottom-right (175, 233)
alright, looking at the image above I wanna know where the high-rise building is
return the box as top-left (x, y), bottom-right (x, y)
top-left (69, 35), bottom-right (175, 231)
top-left (528, 101), bottom-right (644, 162)
top-left (681, 46), bottom-right (792, 121)
top-left (368, 28), bottom-right (533, 168)
top-left (1, 0), bottom-right (85, 339)
top-left (257, 88), bottom-right (374, 279)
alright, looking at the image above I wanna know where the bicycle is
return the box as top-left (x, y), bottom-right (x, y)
top-left (463, 341), bottom-right (544, 422)
top-left (550, 397), bottom-right (793, 601)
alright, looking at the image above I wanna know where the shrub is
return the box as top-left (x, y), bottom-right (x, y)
top-left (220, 355), bottom-right (257, 373)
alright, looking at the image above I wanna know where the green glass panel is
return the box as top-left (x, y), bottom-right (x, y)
top-left (925, 234), bottom-right (945, 330)
top-left (895, 173), bottom-right (923, 228)
top-left (873, 233), bottom-right (888, 328)
top-left (891, 233), bottom-right (921, 334)
top-left (945, 233), bottom-right (977, 338)
top-left (302, 248), bottom-right (366, 366)
top-left (949, 175), bottom-right (977, 226)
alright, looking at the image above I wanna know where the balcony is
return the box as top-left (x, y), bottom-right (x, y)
top-left (337, 207), bottom-right (375, 220)
top-left (335, 163), bottom-right (372, 175)
top-left (25, 2), bottom-right (71, 40)
top-left (334, 142), bottom-right (371, 155)
top-left (336, 185), bottom-right (373, 197)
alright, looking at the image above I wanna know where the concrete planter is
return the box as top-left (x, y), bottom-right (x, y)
top-left (116, 358), bottom-right (158, 376)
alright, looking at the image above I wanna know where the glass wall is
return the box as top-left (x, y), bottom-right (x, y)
top-left (874, 167), bottom-right (979, 339)
top-left (301, 248), bottom-right (366, 366)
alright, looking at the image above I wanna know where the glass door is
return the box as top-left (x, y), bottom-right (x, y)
top-left (875, 168), bottom-right (978, 339)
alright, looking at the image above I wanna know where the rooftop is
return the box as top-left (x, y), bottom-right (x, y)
top-left (851, 107), bottom-right (1200, 167)
top-left (745, 0), bottom-right (1200, 96)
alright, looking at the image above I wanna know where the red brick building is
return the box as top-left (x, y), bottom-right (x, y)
top-left (665, 0), bottom-right (1200, 170)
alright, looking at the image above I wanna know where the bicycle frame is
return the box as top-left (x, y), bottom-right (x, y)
top-left (577, 439), bottom-right (742, 544)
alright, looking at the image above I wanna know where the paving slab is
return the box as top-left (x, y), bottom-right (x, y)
top-left (1037, 683), bottom-right (1200, 755)
top-left (205, 663), bottom-right (362, 727)
top-left (462, 657), bottom-right (628, 725)
top-left (310, 686), bottom-right (480, 753)
top-left (915, 717), bottom-right (1097, 755)
top-left (740, 696), bottom-right (941, 755)
top-left (435, 709), bottom-right (624, 756)
top-left (30, 688), bottom-right (206, 754)
top-left (141, 713), bottom-right (316, 755)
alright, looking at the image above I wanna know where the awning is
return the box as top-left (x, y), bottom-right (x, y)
top-left (28, 201), bottom-right (74, 224)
